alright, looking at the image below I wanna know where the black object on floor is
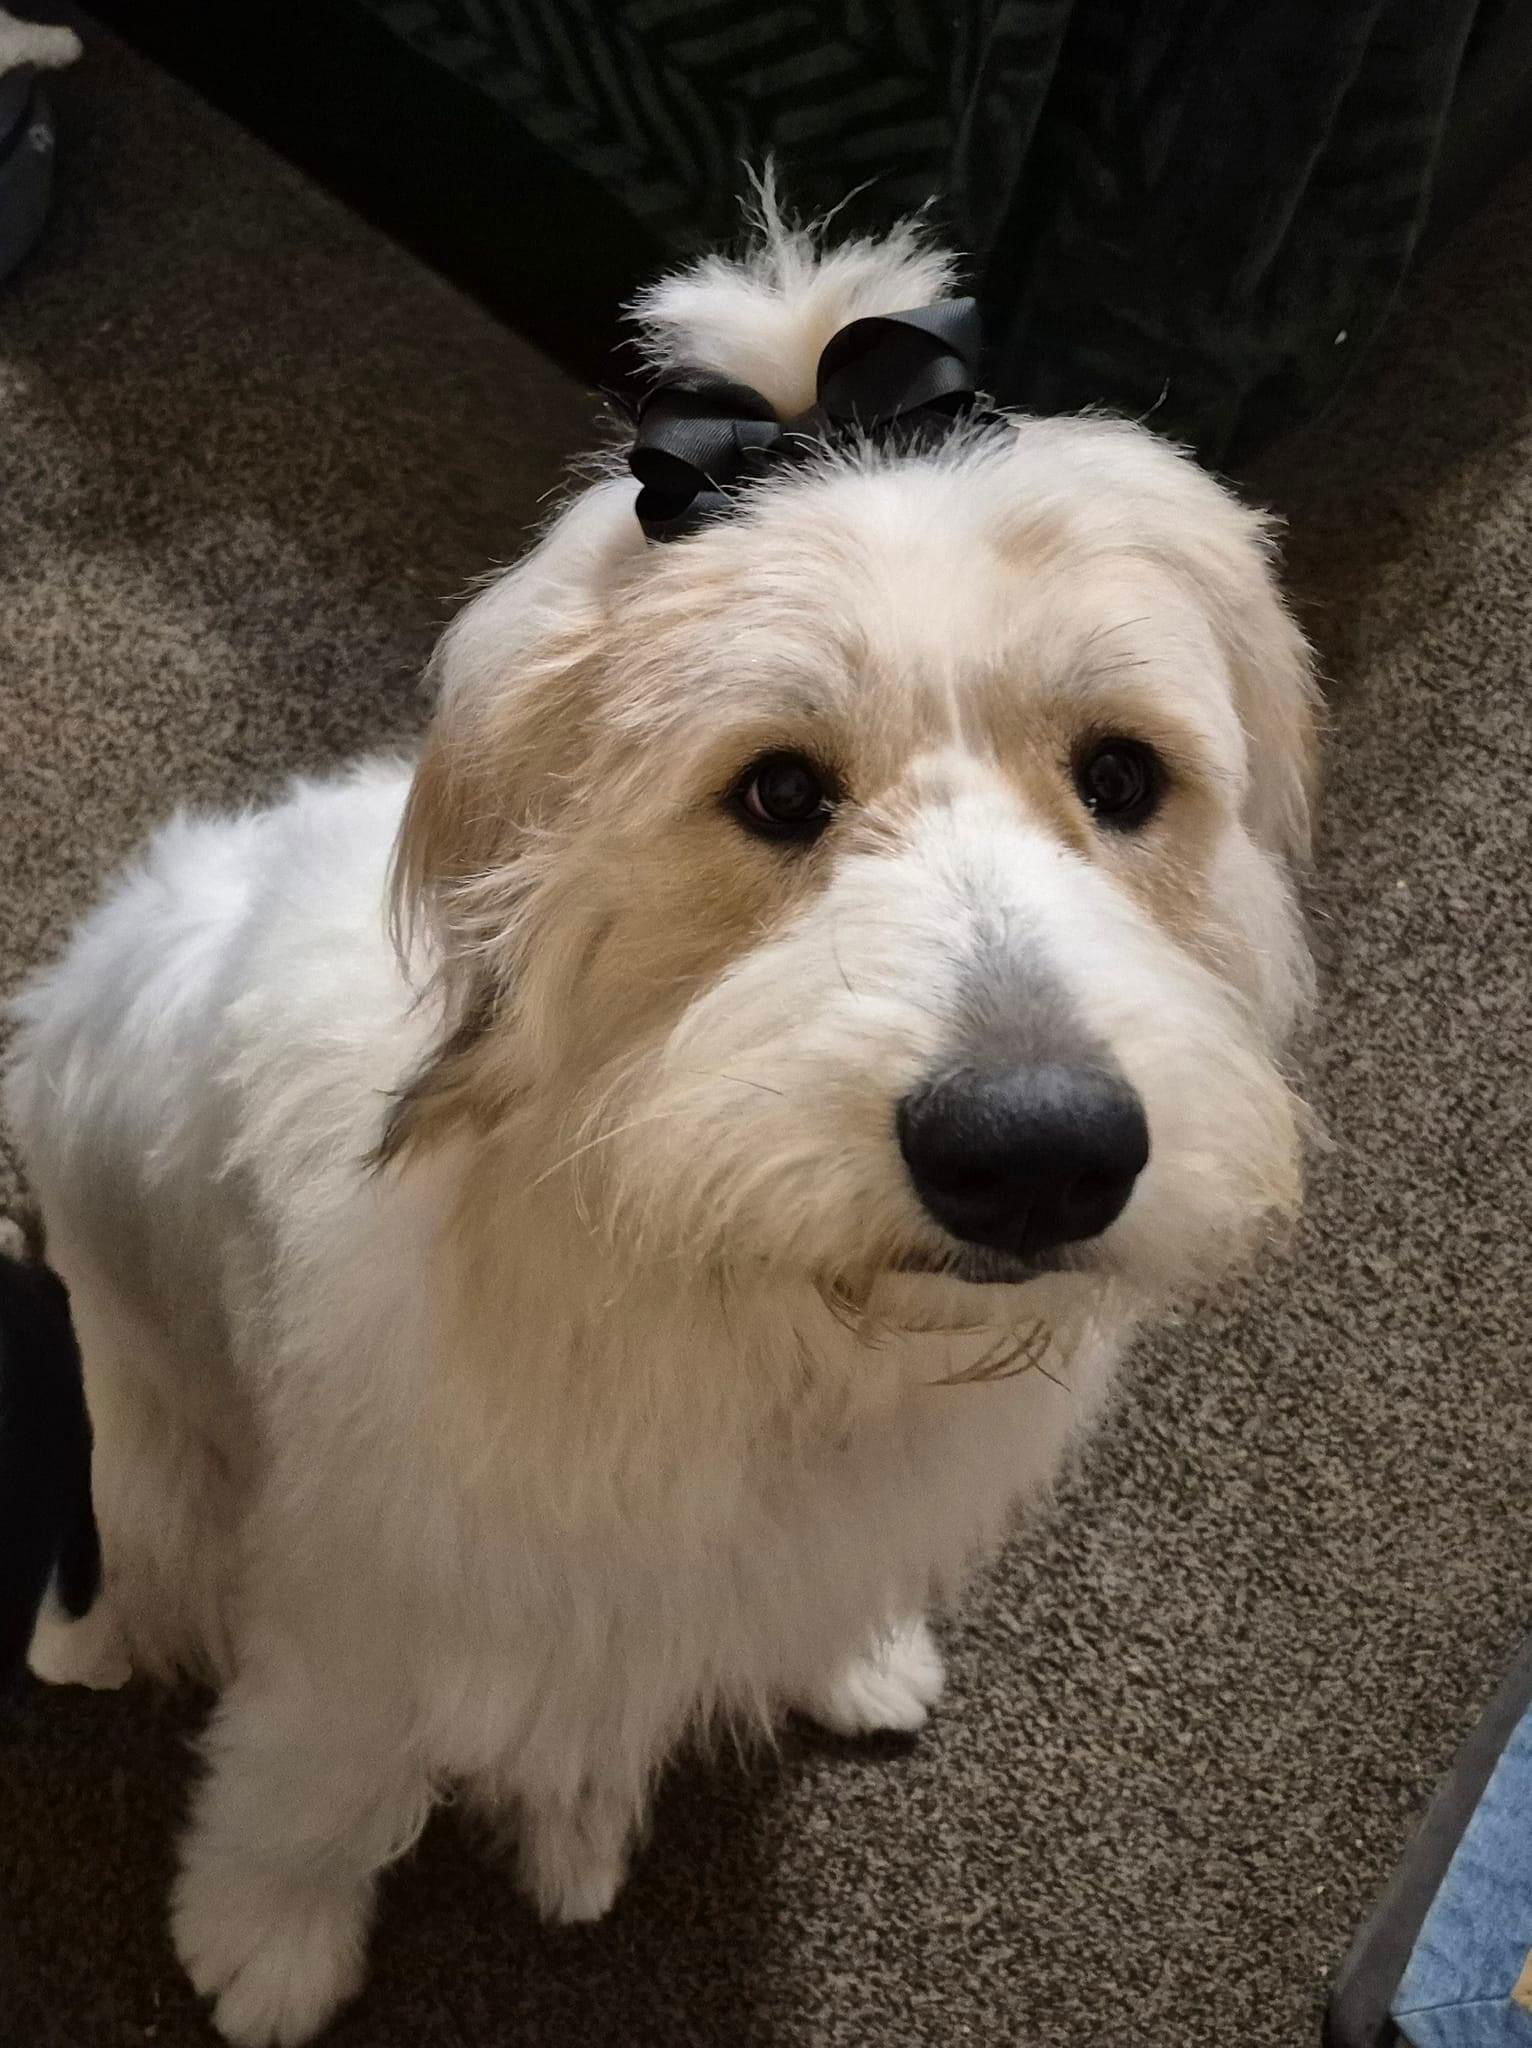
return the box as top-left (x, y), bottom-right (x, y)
top-left (0, 69), bottom-right (57, 287)
top-left (0, 1236), bottom-right (100, 1691)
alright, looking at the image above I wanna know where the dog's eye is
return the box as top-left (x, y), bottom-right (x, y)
top-left (1074, 739), bottom-right (1162, 830)
top-left (730, 752), bottom-right (838, 843)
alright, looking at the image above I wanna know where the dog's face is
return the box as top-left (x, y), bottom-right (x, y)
top-left (392, 414), bottom-right (1314, 1319)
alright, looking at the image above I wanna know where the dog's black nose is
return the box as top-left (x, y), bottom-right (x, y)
top-left (897, 1064), bottom-right (1149, 1261)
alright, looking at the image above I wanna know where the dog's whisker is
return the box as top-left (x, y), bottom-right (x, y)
top-left (928, 1317), bottom-right (1053, 1388)
top-left (830, 929), bottom-right (857, 999)
top-left (696, 1071), bottom-right (789, 1098)
top-left (529, 1108), bottom-right (689, 1191)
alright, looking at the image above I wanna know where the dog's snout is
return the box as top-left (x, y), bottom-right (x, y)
top-left (897, 1064), bottom-right (1149, 1261)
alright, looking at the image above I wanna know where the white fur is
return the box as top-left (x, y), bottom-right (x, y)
top-left (0, 9), bottom-right (81, 77)
top-left (631, 191), bottom-right (958, 418)
top-left (4, 209), bottom-right (1315, 2046)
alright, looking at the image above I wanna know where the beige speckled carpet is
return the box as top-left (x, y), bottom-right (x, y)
top-left (5, 25), bottom-right (1532, 2048)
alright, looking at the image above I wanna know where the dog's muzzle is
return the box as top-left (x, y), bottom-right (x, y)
top-left (896, 1063), bottom-right (1149, 1268)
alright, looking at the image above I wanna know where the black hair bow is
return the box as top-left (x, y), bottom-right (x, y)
top-left (629, 298), bottom-right (991, 542)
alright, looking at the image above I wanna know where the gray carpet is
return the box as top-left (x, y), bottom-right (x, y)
top-left (4, 25), bottom-right (1532, 2048)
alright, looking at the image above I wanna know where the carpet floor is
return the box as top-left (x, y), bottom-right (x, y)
top-left (4, 23), bottom-right (1532, 2048)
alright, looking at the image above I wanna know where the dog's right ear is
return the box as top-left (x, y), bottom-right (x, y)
top-left (381, 480), bottom-right (643, 1163)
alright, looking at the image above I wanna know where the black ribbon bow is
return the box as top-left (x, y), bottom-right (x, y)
top-left (629, 298), bottom-right (990, 542)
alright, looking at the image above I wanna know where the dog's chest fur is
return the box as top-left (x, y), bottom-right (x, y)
top-left (343, 1279), bottom-right (1116, 1798)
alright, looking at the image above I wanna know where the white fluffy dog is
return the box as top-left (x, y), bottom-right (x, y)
top-left (5, 208), bottom-right (1315, 2047)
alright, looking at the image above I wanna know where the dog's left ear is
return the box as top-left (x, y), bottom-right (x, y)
top-left (1218, 526), bottom-right (1318, 868)
top-left (1168, 498), bottom-right (1319, 868)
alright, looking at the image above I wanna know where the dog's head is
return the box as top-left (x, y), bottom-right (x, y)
top-left (387, 208), bottom-right (1316, 1321)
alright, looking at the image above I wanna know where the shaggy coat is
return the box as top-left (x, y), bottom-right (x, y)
top-left (6, 208), bottom-right (1315, 2048)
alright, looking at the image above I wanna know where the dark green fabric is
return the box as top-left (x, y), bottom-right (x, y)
top-left (354, 0), bottom-right (1490, 464)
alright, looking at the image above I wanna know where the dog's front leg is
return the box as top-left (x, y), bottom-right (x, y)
top-left (171, 1651), bottom-right (432, 2048)
top-left (793, 1615), bottom-right (947, 1737)
top-left (516, 1775), bottom-right (640, 1926)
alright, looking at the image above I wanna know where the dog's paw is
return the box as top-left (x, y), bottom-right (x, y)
top-left (524, 1844), bottom-right (626, 1927)
top-left (172, 1863), bottom-right (367, 2048)
top-left (799, 1616), bottom-right (946, 1737)
top-left (28, 1598), bottom-right (133, 1691)
top-left (518, 1791), bottom-right (631, 1927)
